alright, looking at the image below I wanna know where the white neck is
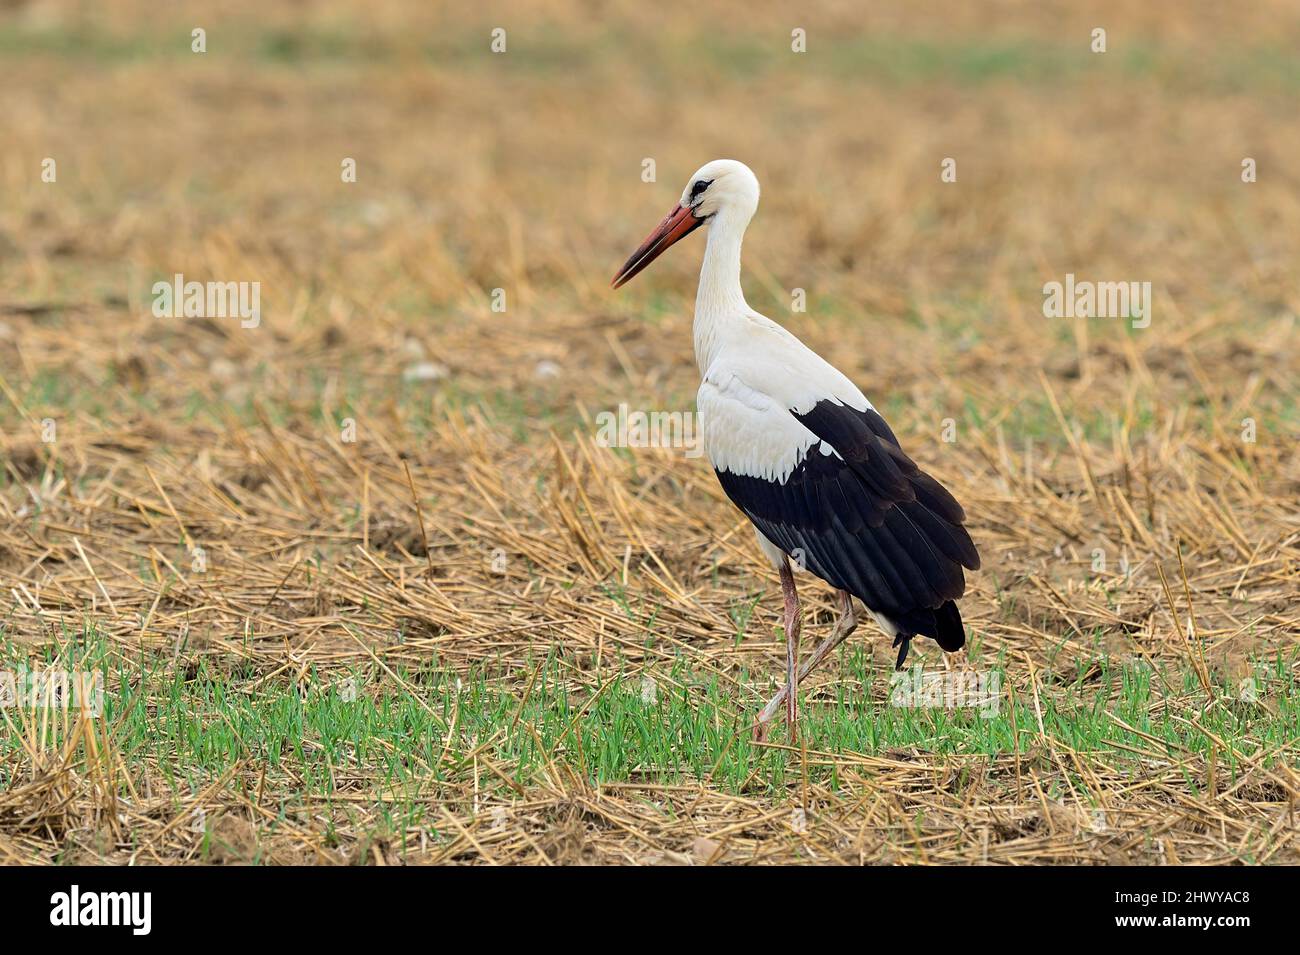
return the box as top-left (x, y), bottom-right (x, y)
top-left (692, 209), bottom-right (750, 375)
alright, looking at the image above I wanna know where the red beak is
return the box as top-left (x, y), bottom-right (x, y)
top-left (611, 203), bottom-right (706, 289)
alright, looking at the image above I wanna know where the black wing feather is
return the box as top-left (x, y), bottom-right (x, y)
top-left (713, 400), bottom-right (979, 652)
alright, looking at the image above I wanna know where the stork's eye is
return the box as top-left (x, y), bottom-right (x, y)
top-left (690, 179), bottom-right (713, 200)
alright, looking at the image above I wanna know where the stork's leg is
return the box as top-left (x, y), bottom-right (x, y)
top-left (779, 557), bottom-right (801, 738)
top-left (755, 590), bottom-right (857, 736)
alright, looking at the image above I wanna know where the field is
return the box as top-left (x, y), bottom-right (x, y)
top-left (1, 0), bottom-right (1297, 865)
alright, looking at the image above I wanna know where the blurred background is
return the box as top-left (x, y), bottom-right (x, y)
top-left (2, 0), bottom-right (1297, 430)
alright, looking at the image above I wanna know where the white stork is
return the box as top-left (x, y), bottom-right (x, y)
top-left (611, 159), bottom-right (980, 740)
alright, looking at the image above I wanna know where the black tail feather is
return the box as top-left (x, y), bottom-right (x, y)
top-left (886, 600), bottom-right (966, 668)
top-left (892, 633), bottom-right (911, 670)
top-left (932, 600), bottom-right (965, 652)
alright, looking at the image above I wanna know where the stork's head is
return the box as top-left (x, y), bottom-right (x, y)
top-left (611, 159), bottom-right (760, 288)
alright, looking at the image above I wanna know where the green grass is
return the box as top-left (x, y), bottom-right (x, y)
top-left (3, 630), bottom-right (1295, 816)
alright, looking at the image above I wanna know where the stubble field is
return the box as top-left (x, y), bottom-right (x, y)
top-left (0, 0), bottom-right (1297, 864)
